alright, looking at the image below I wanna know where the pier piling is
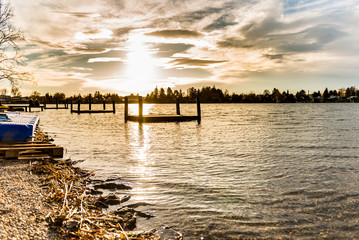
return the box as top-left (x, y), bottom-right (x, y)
top-left (112, 101), bottom-right (116, 114)
top-left (125, 95), bottom-right (201, 123)
top-left (197, 94), bottom-right (201, 124)
top-left (139, 96), bottom-right (143, 123)
top-left (176, 98), bottom-right (180, 115)
top-left (89, 94), bottom-right (92, 111)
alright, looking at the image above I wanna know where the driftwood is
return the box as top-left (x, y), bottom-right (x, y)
top-left (30, 159), bottom-right (156, 239)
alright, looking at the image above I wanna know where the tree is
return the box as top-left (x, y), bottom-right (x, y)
top-left (272, 88), bottom-right (284, 103)
top-left (53, 92), bottom-right (65, 101)
top-left (30, 90), bottom-right (41, 100)
top-left (10, 87), bottom-right (21, 97)
top-left (323, 88), bottom-right (329, 101)
top-left (159, 87), bottom-right (166, 102)
top-left (0, 88), bottom-right (7, 95)
top-left (0, 1), bottom-right (32, 86)
top-left (296, 90), bottom-right (307, 102)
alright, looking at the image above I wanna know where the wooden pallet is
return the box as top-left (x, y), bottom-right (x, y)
top-left (0, 141), bottom-right (63, 159)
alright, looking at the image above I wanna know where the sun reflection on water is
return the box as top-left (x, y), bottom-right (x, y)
top-left (125, 121), bottom-right (155, 202)
top-left (128, 103), bottom-right (155, 115)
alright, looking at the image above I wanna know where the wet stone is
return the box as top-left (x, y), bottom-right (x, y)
top-left (93, 182), bottom-right (132, 190)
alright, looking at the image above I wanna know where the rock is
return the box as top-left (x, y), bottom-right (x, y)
top-left (88, 188), bottom-right (103, 195)
top-left (103, 194), bottom-right (121, 205)
top-left (123, 212), bottom-right (136, 231)
top-left (119, 195), bottom-right (131, 204)
top-left (93, 182), bottom-right (132, 190)
top-left (122, 202), bottom-right (149, 209)
top-left (105, 177), bottom-right (122, 182)
top-left (157, 226), bottom-right (183, 240)
top-left (135, 210), bottom-right (155, 219)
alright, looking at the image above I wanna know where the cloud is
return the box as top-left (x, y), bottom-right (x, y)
top-left (263, 54), bottom-right (284, 60)
top-left (217, 38), bottom-right (254, 49)
top-left (153, 43), bottom-right (194, 58)
top-left (204, 13), bottom-right (237, 31)
top-left (53, 11), bottom-right (101, 18)
top-left (146, 29), bottom-right (202, 38)
top-left (169, 58), bottom-right (227, 67)
top-left (88, 57), bottom-right (123, 63)
top-left (10, 0), bottom-right (359, 95)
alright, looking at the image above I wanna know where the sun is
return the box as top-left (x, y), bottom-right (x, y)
top-left (123, 33), bottom-right (157, 94)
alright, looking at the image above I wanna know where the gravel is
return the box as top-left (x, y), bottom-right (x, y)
top-left (0, 159), bottom-right (59, 239)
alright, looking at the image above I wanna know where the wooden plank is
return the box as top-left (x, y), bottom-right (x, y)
top-left (0, 143), bottom-right (56, 148)
top-left (0, 146), bottom-right (63, 158)
top-left (4, 149), bottom-right (19, 159)
top-left (127, 115), bottom-right (199, 123)
top-left (0, 141), bottom-right (49, 145)
top-left (71, 110), bottom-right (115, 114)
top-left (0, 146), bottom-right (63, 151)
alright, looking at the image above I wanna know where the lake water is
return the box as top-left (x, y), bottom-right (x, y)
top-left (36, 103), bottom-right (359, 239)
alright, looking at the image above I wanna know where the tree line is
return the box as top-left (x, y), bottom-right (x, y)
top-left (22, 86), bottom-right (359, 104)
top-left (143, 86), bottom-right (359, 103)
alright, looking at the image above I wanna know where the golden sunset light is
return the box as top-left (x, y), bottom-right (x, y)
top-left (2, 0), bottom-right (357, 96)
top-left (1, 1), bottom-right (359, 239)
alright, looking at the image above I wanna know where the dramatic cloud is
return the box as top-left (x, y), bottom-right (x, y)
top-left (146, 30), bottom-right (202, 38)
top-left (169, 58), bottom-right (227, 68)
top-left (8, 0), bottom-right (359, 95)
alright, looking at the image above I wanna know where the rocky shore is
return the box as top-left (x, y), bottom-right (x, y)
top-left (0, 128), bottom-right (183, 239)
top-left (0, 157), bottom-right (157, 239)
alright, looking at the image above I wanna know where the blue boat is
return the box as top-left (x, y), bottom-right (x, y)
top-left (0, 111), bottom-right (40, 142)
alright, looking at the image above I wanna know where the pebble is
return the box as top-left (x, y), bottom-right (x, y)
top-left (0, 159), bottom-right (60, 239)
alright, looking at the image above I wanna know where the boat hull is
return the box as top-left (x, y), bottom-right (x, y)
top-left (0, 112), bottom-right (40, 142)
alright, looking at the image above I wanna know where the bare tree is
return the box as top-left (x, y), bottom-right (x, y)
top-left (11, 86), bottom-right (21, 97)
top-left (0, 1), bottom-right (32, 87)
top-left (0, 87), bottom-right (7, 95)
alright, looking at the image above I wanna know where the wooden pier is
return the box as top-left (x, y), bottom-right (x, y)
top-left (7, 105), bottom-right (45, 112)
top-left (0, 141), bottom-right (63, 159)
top-left (125, 96), bottom-right (201, 123)
top-left (44, 99), bottom-right (69, 109)
top-left (70, 94), bottom-right (116, 114)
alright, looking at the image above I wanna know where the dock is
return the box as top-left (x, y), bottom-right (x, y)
top-left (125, 96), bottom-right (201, 123)
top-left (44, 99), bottom-right (69, 109)
top-left (0, 141), bottom-right (63, 159)
top-left (70, 94), bottom-right (116, 114)
top-left (6, 105), bottom-right (45, 112)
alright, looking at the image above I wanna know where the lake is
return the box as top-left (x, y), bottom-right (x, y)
top-left (36, 103), bottom-right (359, 239)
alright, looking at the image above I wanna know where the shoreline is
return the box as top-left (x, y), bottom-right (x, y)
top-left (0, 159), bottom-right (59, 239)
top-left (0, 154), bottom-right (158, 239)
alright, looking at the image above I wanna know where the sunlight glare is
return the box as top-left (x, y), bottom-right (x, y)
top-left (124, 34), bottom-right (157, 94)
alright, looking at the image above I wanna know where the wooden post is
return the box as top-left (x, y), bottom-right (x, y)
top-left (29, 106), bottom-right (31, 112)
top-left (112, 101), bottom-right (116, 114)
top-left (70, 99), bottom-right (73, 112)
top-left (197, 93), bottom-right (201, 124)
top-left (139, 96), bottom-right (143, 122)
top-left (103, 100), bottom-right (106, 110)
top-left (56, 98), bottom-right (58, 109)
top-left (44, 102), bottom-right (47, 109)
top-left (89, 94), bottom-right (92, 110)
top-left (124, 97), bottom-right (128, 122)
top-left (176, 97), bottom-right (180, 115)
top-left (78, 97), bottom-right (81, 114)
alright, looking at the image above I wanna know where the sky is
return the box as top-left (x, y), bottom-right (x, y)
top-left (4, 0), bottom-right (359, 96)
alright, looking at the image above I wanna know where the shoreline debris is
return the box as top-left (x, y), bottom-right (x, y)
top-left (30, 158), bottom-right (157, 239)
